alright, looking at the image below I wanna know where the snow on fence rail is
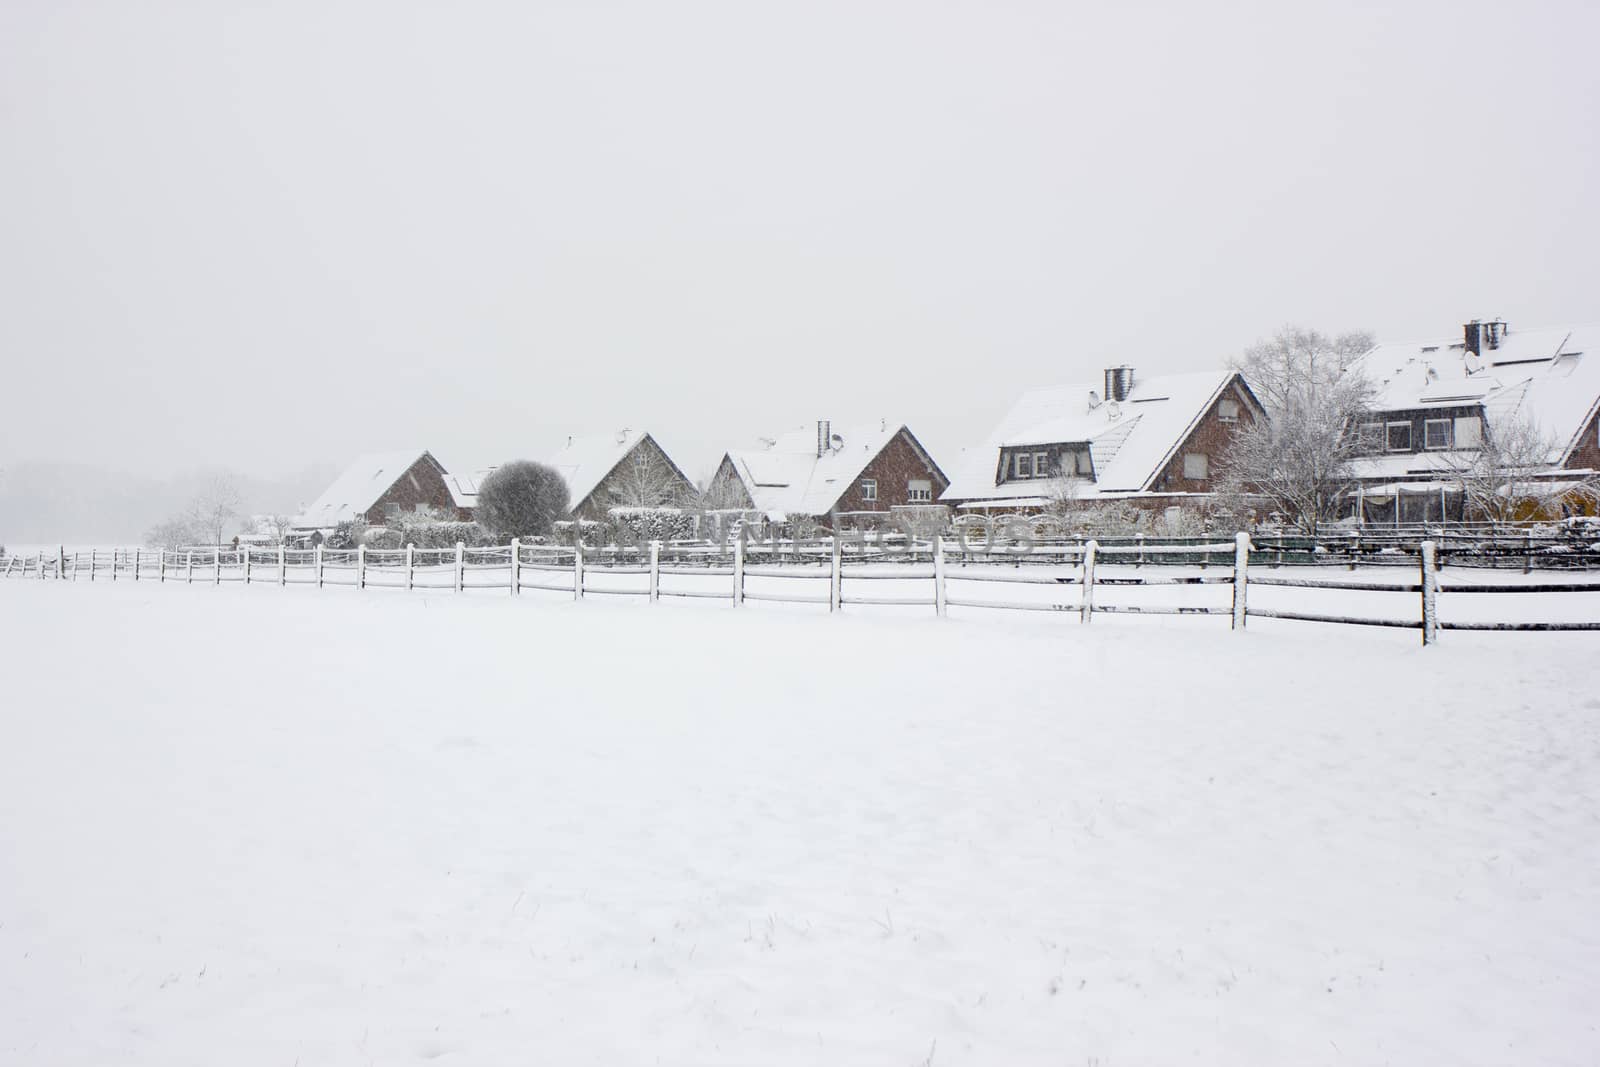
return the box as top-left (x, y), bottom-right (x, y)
top-left (5, 535), bottom-right (1599, 642)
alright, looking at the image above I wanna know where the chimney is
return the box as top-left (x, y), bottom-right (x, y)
top-left (1103, 365), bottom-right (1134, 402)
top-left (1485, 318), bottom-right (1506, 350)
top-left (816, 420), bottom-right (831, 458)
top-left (1463, 320), bottom-right (1482, 357)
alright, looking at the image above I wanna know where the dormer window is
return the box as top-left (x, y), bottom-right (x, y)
top-left (999, 445), bottom-right (1094, 484)
top-left (1218, 398), bottom-right (1240, 423)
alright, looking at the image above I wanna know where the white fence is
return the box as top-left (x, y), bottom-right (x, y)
top-left (6, 535), bottom-right (1600, 642)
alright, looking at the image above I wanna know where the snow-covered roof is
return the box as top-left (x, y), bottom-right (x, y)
top-left (445, 470), bottom-right (487, 510)
top-left (546, 430), bottom-right (651, 510)
top-left (942, 371), bottom-right (1241, 502)
top-left (294, 450), bottom-right (441, 529)
top-left (1350, 321), bottom-right (1600, 466)
top-left (724, 422), bottom-right (916, 520)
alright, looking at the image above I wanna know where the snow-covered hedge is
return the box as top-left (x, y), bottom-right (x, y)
top-left (607, 507), bottom-right (698, 543)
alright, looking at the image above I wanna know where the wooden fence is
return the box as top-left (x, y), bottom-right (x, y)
top-left (5, 535), bottom-right (1599, 642)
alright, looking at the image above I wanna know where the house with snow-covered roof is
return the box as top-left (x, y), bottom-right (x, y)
top-left (706, 421), bottom-right (949, 528)
top-left (941, 366), bottom-right (1263, 512)
top-left (1344, 319), bottom-right (1600, 522)
top-left (546, 430), bottom-right (698, 521)
top-left (293, 450), bottom-right (474, 531)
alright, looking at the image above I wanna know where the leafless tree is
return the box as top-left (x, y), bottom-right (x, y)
top-left (605, 446), bottom-right (694, 509)
top-left (144, 517), bottom-right (199, 550)
top-left (1443, 412), bottom-right (1599, 522)
top-left (1231, 325), bottom-right (1375, 417)
top-left (187, 474), bottom-right (243, 547)
top-left (1215, 373), bottom-right (1372, 536)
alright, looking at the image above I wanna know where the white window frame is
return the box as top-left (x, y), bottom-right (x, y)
top-left (1386, 421), bottom-right (1413, 453)
top-left (1218, 397), bottom-right (1240, 424)
top-left (1182, 453), bottom-right (1208, 480)
top-left (860, 478), bottom-right (877, 502)
top-left (1423, 418), bottom-right (1452, 450)
top-left (1031, 451), bottom-right (1049, 478)
top-left (1012, 453), bottom-right (1032, 480)
top-left (907, 479), bottom-right (932, 503)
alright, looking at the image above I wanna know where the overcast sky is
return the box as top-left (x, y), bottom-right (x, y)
top-left (2, 0), bottom-right (1596, 487)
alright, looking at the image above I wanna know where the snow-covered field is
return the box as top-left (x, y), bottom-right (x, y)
top-left (2, 581), bottom-right (1598, 1065)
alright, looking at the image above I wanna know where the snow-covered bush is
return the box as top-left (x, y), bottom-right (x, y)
top-left (553, 519), bottom-right (610, 546)
top-left (476, 461), bottom-right (569, 539)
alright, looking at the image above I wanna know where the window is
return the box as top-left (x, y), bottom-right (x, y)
top-left (1356, 422), bottom-right (1384, 453)
top-left (1386, 421), bottom-right (1412, 452)
top-left (1218, 398), bottom-right (1240, 423)
top-left (1012, 453), bottom-right (1032, 480)
top-left (1182, 453), bottom-right (1208, 480)
top-left (1455, 415), bottom-right (1483, 449)
top-left (1073, 449), bottom-right (1094, 476)
top-left (1424, 418), bottom-right (1452, 450)
top-left (860, 478), bottom-right (877, 502)
top-left (907, 479), bottom-right (932, 503)
top-left (1032, 451), bottom-right (1050, 478)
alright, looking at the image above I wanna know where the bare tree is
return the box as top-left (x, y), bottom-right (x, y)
top-left (1231, 326), bottom-right (1375, 417)
top-left (187, 474), bottom-right (243, 547)
top-left (1444, 413), bottom-right (1599, 522)
top-left (1215, 372), bottom-right (1371, 536)
top-left (144, 517), bottom-right (199, 550)
top-left (605, 446), bottom-right (693, 509)
top-left (476, 460), bottom-right (570, 538)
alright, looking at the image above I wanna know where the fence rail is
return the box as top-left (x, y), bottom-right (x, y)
top-left (4, 534), bottom-right (1598, 642)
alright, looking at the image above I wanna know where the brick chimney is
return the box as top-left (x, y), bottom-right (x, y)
top-left (816, 420), bottom-right (832, 457)
top-left (1463, 320), bottom-right (1482, 357)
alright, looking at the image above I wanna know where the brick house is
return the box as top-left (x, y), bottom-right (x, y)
top-left (548, 430), bottom-right (698, 522)
top-left (1345, 319), bottom-right (1600, 522)
top-left (707, 421), bottom-right (949, 529)
top-left (940, 367), bottom-right (1264, 513)
top-left (294, 450), bottom-right (474, 531)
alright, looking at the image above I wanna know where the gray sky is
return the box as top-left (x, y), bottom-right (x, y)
top-left (2, 0), bottom-right (1597, 488)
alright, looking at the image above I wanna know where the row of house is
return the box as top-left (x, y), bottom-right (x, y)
top-left (292, 316), bottom-right (1600, 536)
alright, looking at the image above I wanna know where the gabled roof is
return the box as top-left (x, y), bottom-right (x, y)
top-left (1350, 321), bottom-right (1600, 466)
top-left (723, 422), bottom-right (927, 520)
top-left (942, 371), bottom-right (1243, 502)
top-left (294, 450), bottom-right (440, 529)
top-left (546, 429), bottom-right (693, 511)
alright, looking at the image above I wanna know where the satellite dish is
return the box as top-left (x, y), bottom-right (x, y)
top-left (1106, 400), bottom-right (1122, 420)
top-left (830, 433), bottom-right (844, 451)
top-left (1087, 390), bottom-right (1102, 410)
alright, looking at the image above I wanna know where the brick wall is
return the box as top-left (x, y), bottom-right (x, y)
top-left (828, 429), bottom-right (949, 513)
top-left (1564, 404), bottom-right (1600, 472)
top-left (1149, 379), bottom-right (1261, 494)
top-left (362, 455), bottom-right (469, 523)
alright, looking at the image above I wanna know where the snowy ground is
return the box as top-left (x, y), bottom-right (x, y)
top-left (2, 581), bottom-right (1598, 1065)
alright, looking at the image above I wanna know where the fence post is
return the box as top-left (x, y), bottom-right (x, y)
top-left (405, 543), bottom-right (415, 591)
top-left (455, 541), bottom-right (465, 593)
top-left (314, 544), bottom-right (324, 588)
top-left (648, 540), bottom-right (660, 603)
top-left (1080, 539), bottom-right (1098, 623)
top-left (134, 548), bottom-right (142, 581)
top-left (1135, 532), bottom-right (1145, 568)
top-left (573, 544), bottom-right (584, 600)
top-left (214, 549), bottom-right (221, 586)
top-left (510, 538), bottom-right (521, 596)
top-left (732, 535), bottom-right (745, 607)
top-left (112, 549), bottom-right (118, 581)
top-left (243, 548), bottom-right (251, 585)
top-left (933, 533), bottom-right (947, 617)
top-left (1420, 540), bottom-right (1438, 646)
top-left (158, 548), bottom-right (166, 583)
top-left (57, 546), bottom-right (65, 579)
top-left (357, 544), bottom-right (366, 590)
top-left (1232, 531), bottom-right (1249, 631)
top-left (829, 535), bottom-right (842, 613)
top-left (70, 550), bottom-right (78, 581)
top-left (278, 544), bottom-right (286, 586)
top-left (1524, 528), bottom-right (1533, 575)
top-left (186, 551), bottom-right (193, 584)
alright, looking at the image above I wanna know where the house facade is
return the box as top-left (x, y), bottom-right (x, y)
top-left (940, 367), bottom-right (1264, 513)
top-left (1345, 319), bottom-right (1600, 522)
top-left (707, 421), bottom-right (949, 529)
top-left (294, 450), bottom-right (473, 531)
top-left (548, 430), bottom-right (698, 522)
